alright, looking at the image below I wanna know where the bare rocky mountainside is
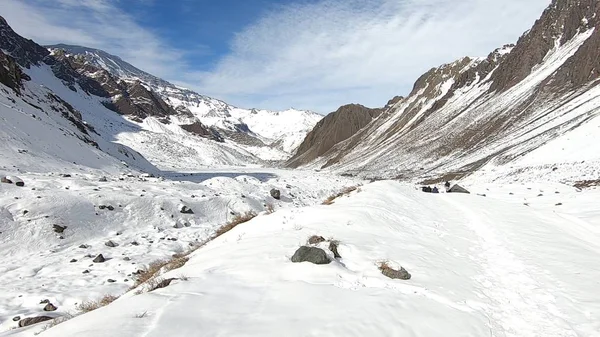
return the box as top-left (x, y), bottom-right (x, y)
top-left (289, 0), bottom-right (600, 184)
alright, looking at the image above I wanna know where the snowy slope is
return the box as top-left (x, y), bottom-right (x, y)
top-left (4, 181), bottom-right (599, 336)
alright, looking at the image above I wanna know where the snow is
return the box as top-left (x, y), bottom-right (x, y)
top-left (3, 181), bottom-right (599, 336)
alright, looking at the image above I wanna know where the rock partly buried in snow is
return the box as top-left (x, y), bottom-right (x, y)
top-left (105, 240), bottom-right (118, 247)
top-left (448, 184), bottom-right (470, 194)
top-left (150, 278), bottom-right (177, 292)
top-left (329, 241), bottom-right (342, 259)
top-left (93, 254), bottom-right (106, 263)
top-left (179, 205), bottom-right (194, 214)
top-left (43, 303), bottom-right (57, 311)
top-left (99, 176), bottom-right (108, 182)
top-left (18, 316), bottom-right (53, 327)
top-left (12, 316), bottom-right (20, 321)
top-left (79, 244), bottom-right (89, 249)
top-left (307, 235), bottom-right (326, 245)
top-left (1, 176), bottom-right (24, 186)
top-left (379, 264), bottom-right (411, 280)
top-left (291, 246), bottom-right (331, 265)
top-left (52, 224), bottom-right (67, 233)
top-left (270, 189), bottom-right (281, 200)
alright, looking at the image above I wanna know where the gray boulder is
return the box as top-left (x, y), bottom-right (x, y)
top-left (291, 246), bottom-right (330, 265)
top-left (448, 184), bottom-right (470, 194)
top-left (18, 316), bottom-right (53, 327)
top-left (105, 240), bottom-right (118, 247)
top-left (43, 303), bottom-right (57, 311)
top-left (52, 224), bottom-right (67, 233)
top-left (270, 189), bottom-right (281, 200)
top-left (93, 254), bottom-right (105, 263)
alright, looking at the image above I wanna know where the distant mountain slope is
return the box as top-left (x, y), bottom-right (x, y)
top-left (46, 44), bottom-right (323, 159)
top-left (291, 0), bottom-right (600, 184)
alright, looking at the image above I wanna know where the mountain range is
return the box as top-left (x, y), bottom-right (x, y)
top-left (289, 0), bottom-right (600, 185)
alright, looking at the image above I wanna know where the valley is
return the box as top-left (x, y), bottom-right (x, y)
top-left (1, 0), bottom-right (600, 336)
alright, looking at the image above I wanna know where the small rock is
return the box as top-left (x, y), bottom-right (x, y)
top-left (329, 241), bottom-right (341, 259)
top-left (291, 246), bottom-right (330, 265)
top-left (23, 210), bottom-right (29, 215)
top-left (270, 188), bottom-right (281, 200)
top-left (52, 224), bottom-right (67, 233)
top-left (18, 316), bottom-right (53, 327)
top-left (99, 176), bottom-right (108, 182)
top-left (12, 316), bottom-right (20, 321)
top-left (70, 259), bottom-right (77, 263)
top-left (82, 269), bottom-right (90, 274)
top-left (93, 254), bottom-right (106, 263)
top-left (43, 303), bottom-right (58, 311)
top-left (307, 235), bottom-right (326, 245)
top-left (123, 257), bottom-right (131, 261)
top-left (58, 236), bottom-right (64, 240)
top-left (98, 205), bottom-right (107, 210)
top-left (131, 241), bottom-right (139, 246)
top-left (124, 279), bottom-right (129, 282)
top-left (79, 244), bottom-right (89, 249)
top-left (179, 205), bottom-right (194, 214)
top-left (380, 265), bottom-right (411, 280)
top-left (107, 279), bottom-right (116, 283)
top-left (105, 240), bottom-right (118, 247)
top-left (107, 205), bottom-right (115, 211)
top-left (555, 203), bottom-right (563, 206)
top-left (60, 174), bottom-right (72, 178)
top-left (39, 299), bottom-right (50, 304)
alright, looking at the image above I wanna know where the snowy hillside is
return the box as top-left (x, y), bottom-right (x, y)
top-left (290, 0), bottom-right (600, 185)
top-left (46, 44), bottom-right (323, 160)
top-left (3, 181), bottom-right (599, 336)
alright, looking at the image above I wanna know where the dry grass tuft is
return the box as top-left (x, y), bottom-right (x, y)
top-left (265, 203), bottom-right (275, 214)
top-left (322, 185), bottom-right (361, 205)
top-left (77, 294), bottom-right (119, 313)
top-left (214, 211), bottom-right (257, 238)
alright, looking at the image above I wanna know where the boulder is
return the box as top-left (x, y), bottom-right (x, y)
top-left (43, 303), bottom-right (57, 311)
top-left (291, 246), bottom-right (331, 265)
top-left (18, 316), bottom-right (53, 327)
top-left (99, 176), bottom-right (108, 182)
top-left (421, 186), bottom-right (432, 193)
top-left (2, 176), bottom-right (24, 186)
top-left (105, 240), bottom-right (118, 247)
top-left (93, 254), bottom-right (106, 263)
top-left (270, 189), bottom-right (281, 200)
top-left (448, 184), bottom-right (470, 194)
top-left (179, 205), bottom-right (194, 214)
top-left (52, 224), bottom-right (67, 233)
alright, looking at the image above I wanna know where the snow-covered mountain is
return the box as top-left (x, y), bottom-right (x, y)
top-left (289, 0), bottom-right (600, 185)
top-left (46, 44), bottom-right (322, 159)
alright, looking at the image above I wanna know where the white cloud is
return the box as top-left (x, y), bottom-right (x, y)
top-left (0, 0), bottom-right (186, 79)
top-left (192, 0), bottom-right (551, 112)
top-left (1, 0), bottom-right (552, 113)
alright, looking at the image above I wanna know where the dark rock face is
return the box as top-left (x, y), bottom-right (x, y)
top-left (0, 50), bottom-right (30, 94)
top-left (180, 121), bottom-right (223, 142)
top-left (0, 16), bottom-right (49, 68)
top-left (270, 189), bottom-right (281, 200)
top-left (287, 104), bottom-right (381, 168)
top-left (18, 316), bottom-right (53, 327)
top-left (291, 246), bottom-right (331, 265)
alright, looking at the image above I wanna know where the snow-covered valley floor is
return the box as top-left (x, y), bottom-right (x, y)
top-left (2, 177), bottom-right (599, 336)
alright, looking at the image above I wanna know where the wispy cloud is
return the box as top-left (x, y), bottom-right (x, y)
top-left (1, 0), bottom-right (550, 113)
top-left (1, 0), bottom-right (186, 79)
top-left (191, 0), bottom-right (551, 112)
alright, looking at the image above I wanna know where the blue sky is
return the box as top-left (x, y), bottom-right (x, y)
top-left (2, 0), bottom-right (550, 113)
